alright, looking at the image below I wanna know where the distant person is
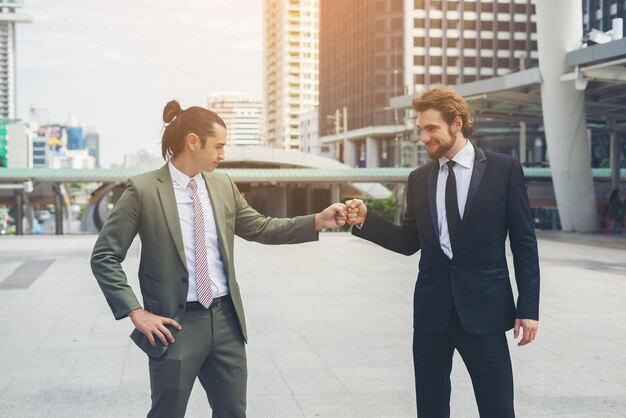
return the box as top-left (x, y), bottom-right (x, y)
top-left (345, 86), bottom-right (540, 417)
top-left (607, 189), bottom-right (625, 232)
top-left (91, 100), bottom-right (348, 418)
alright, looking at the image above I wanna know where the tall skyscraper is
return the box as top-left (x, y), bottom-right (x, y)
top-left (319, 0), bottom-right (404, 167)
top-left (264, 0), bottom-right (319, 150)
top-left (319, 0), bottom-right (538, 168)
top-left (409, 0), bottom-right (537, 88)
top-left (0, 1), bottom-right (32, 120)
top-left (208, 93), bottom-right (263, 146)
top-left (84, 129), bottom-right (100, 167)
top-left (583, 0), bottom-right (626, 34)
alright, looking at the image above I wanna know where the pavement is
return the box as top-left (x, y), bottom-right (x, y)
top-left (0, 231), bottom-right (625, 417)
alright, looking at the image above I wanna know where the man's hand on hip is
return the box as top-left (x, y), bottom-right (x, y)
top-left (129, 308), bottom-right (182, 347)
top-left (514, 318), bottom-right (539, 346)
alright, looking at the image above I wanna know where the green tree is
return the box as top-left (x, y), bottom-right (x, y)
top-left (366, 197), bottom-right (396, 222)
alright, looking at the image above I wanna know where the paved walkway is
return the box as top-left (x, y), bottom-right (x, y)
top-left (0, 232), bottom-right (625, 417)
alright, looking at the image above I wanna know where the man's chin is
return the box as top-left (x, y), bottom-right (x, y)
top-left (427, 149), bottom-right (443, 160)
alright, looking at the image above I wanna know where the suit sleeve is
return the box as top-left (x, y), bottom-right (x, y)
top-left (227, 175), bottom-right (319, 244)
top-left (506, 160), bottom-right (540, 320)
top-left (90, 178), bottom-right (142, 320)
top-left (352, 172), bottom-right (420, 256)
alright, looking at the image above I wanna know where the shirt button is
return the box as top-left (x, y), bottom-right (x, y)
top-left (178, 303), bottom-right (185, 310)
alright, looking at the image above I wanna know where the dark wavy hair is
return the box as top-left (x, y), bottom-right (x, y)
top-left (161, 100), bottom-right (227, 159)
top-left (412, 85), bottom-right (474, 138)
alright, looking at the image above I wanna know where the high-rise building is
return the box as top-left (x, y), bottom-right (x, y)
top-left (49, 149), bottom-right (96, 169)
top-left (84, 129), bottom-right (100, 167)
top-left (5, 122), bottom-right (31, 168)
top-left (409, 0), bottom-right (538, 89)
top-left (583, 0), bottom-right (626, 34)
top-left (0, 1), bottom-right (32, 120)
top-left (264, 0), bottom-right (319, 150)
top-left (319, 0), bottom-right (405, 167)
top-left (299, 109), bottom-right (331, 158)
top-left (319, 0), bottom-right (538, 168)
top-left (208, 93), bottom-right (263, 146)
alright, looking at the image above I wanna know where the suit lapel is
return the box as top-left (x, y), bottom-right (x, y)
top-left (426, 162), bottom-right (440, 241)
top-left (156, 164), bottom-right (188, 271)
top-left (461, 146), bottom-right (487, 230)
top-left (202, 172), bottom-right (230, 273)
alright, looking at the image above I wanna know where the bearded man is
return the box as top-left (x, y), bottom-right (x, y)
top-left (346, 86), bottom-right (540, 418)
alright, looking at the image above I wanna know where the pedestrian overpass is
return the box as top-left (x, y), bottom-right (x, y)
top-left (0, 166), bottom-right (624, 235)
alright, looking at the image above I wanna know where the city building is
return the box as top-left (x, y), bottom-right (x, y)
top-left (319, 0), bottom-right (405, 167)
top-left (299, 109), bottom-right (331, 158)
top-left (84, 129), bottom-right (100, 167)
top-left (318, 0), bottom-right (538, 168)
top-left (5, 122), bottom-right (31, 168)
top-left (208, 93), bottom-right (263, 146)
top-left (0, 1), bottom-right (32, 120)
top-left (49, 149), bottom-right (96, 169)
top-left (121, 149), bottom-right (161, 170)
top-left (583, 0), bottom-right (625, 34)
top-left (31, 124), bottom-right (48, 168)
top-left (263, 0), bottom-right (319, 150)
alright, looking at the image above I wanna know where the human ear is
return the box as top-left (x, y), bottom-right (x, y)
top-left (186, 133), bottom-right (199, 150)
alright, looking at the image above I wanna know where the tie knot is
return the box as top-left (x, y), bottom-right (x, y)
top-left (187, 178), bottom-right (198, 191)
top-left (446, 160), bottom-right (456, 170)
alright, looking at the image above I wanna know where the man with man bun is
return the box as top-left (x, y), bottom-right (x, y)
top-left (91, 100), bottom-right (348, 417)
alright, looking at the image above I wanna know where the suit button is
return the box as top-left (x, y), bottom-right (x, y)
top-left (178, 303), bottom-right (185, 309)
top-left (451, 265), bottom-right (457, 270)
top-left (182, 277), bottom-right (188, 283)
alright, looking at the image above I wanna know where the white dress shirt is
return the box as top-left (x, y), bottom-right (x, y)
top-left (436, 140), bottom-right (475, 259)
top-left (168, 161), bottom-right (229, 301)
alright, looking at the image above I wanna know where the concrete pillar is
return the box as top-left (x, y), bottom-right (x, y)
top-left (285, 184), bottom-right (293, 217)
top-left (610, 130), bottom-right (621, 191)
top-left (54, 187), bottom-right (64, 235)
top-left (343, 140), bottom-right (358, 167)
top-left (26, 205), bottom-right (35, 234)
top-left (519, 122), bottom-right (527, 163)
top-left (366, 137), bottom-right (380, 168)
top-left (394, 183), bottom-right (406, 225)
top-left (305, 184), bottom-right (313, 214)
top-left (330, 184), bottom-right (341, 204)
top-left (15, 192), bottom-right (24, 235)
top-left (533, 138), bottom-right (543, 163)
top-left (257, 187), bottom-right (288, 218)
top-left (536, 0), bottom-right (598, 232)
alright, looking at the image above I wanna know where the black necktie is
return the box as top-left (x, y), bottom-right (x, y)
top-left (445, 160), bottom-right (461, 250)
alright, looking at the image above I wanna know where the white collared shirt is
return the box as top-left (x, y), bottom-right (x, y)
top-left (168, 161), bottom-right (228, 301)
top-left (436, 140), bottom-right (475, 259)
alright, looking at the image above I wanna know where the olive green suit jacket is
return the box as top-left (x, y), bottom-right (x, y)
top-left (91, 164), bottom-right (318, 358)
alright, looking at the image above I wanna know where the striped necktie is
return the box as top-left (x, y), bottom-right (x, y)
top-left (187, 178), bottom-right (213, 308)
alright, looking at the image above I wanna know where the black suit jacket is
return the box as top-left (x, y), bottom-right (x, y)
top-left (353, 146), bottom-right (540, 336)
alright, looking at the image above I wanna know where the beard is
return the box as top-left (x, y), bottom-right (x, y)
top-left (426, 127), bottom-right (457, 160)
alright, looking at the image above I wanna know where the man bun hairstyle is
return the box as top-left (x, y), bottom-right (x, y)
top-left (160, 99), bottom-right (227, 160)
top-left (163, 100), bottom-right (183, 124)
top-left (412, 85), bottom-right (474, 138)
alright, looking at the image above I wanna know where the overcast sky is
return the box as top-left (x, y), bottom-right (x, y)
top-left (17, 0), bottom-right (263, 167)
